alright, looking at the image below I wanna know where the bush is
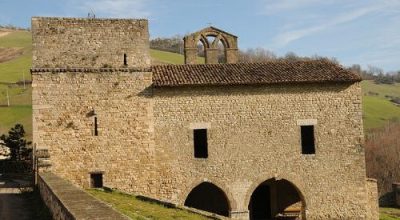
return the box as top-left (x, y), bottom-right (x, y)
top-left (390, 97), bottom-right (400, 105)
top-left (365, 121), bottom-right (400, 205)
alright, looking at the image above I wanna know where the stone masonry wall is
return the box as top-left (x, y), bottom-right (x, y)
top-left (31, 17), bottom-right (150, 69)
top-left (31, 17), bottom-right (376, 220)
top-left (367, 179), bottom-right (379, 220)
top-left (32, 70), bottom-right (157, 197)
top-left (152, 82), bottom-right (373, 219)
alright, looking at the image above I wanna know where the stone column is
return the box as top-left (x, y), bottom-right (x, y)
top-left (184, 48), bottom-right (197, 64)
top-left (226, 48), bottom-right (239, 63)
top-left (205, 48), bottom-right (219, 64)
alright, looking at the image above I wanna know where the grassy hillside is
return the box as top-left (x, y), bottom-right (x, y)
top-left (150, 49), bottom-right (204, 64)
top-left (0, 30), bottom-right (399, 139)
top-left (361, 81), bottom-right (400, 130)
top-left (0, 30), bottom-right (32, 139)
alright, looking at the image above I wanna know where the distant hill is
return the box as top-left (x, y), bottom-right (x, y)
top-left (0, 29), bottom-right (399, 139)
top-left (0, 29), bottom-right (32, 139)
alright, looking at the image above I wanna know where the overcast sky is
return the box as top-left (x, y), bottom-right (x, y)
top-left (1, 0), bottom-right (399, 71)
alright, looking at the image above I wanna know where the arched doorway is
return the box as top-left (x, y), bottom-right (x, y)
top-left (249, 179), bottom-right (305, 220)
top-left (184, 182), bottom-right (230, 217)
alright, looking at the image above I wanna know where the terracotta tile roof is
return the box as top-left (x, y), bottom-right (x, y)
top-left (151, 60), bottom-right (361, 87)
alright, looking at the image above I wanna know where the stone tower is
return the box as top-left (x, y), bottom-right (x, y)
top-left (31, 17), bottom-right (156, 193)
top-left (31, 17), bottom-right (151, 69)
top-left (183, 26), bottom-right (238, 64)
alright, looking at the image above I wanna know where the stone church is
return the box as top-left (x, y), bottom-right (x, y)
top-left (31, 17), bottom-right (378, 219)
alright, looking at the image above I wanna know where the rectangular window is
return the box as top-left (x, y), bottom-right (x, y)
top-left (301, 125), bottom-right (315, 154)
top-left (194, 129), bottom-right (208, 158)
top-left (90, 173), bottom-right (103, 188)
top-left (94, 117), bottom-right (98, 136)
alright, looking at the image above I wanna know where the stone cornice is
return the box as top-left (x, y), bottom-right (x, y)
top-left (30, 67), bottom-right (152, 74)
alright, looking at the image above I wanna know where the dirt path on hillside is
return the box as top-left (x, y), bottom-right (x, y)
top-left (0, 32), bottom-right (10, 37)
top-left (0, 174), bottom-right (33, 220)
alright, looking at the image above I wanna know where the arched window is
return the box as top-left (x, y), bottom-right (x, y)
top-left (184, 182), bottom-right (230, 217)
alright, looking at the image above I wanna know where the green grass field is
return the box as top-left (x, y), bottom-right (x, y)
top-left (87, 189), bottom-right (211, 220)
top-left (362, 80), bottom-right (400, 99)
top-left (150, 49), bottom-right (204, 64)
top-left (0, 30), bottom-right (32, 139)
top-left (361, 80), bottom-right (400, 130)
top-left (0, 31), bottom-right (31, 83)
top-left (0, 31), bottom-right (31, 48)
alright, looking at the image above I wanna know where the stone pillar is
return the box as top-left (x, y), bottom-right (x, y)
top-left (205, 48), bottom-right (219, 64)
top-left (230, 210), bottom-right (249, 220)
top-left (226, 48), bottom-right (239, 63)
top-left (184, 48), bottom-right (197, 64)
top-left (393, 182), bottom-right (400, 207)
top-left (366, 178), bottom-right (379, 220)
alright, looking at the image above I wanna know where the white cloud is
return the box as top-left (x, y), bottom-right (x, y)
top-left (262, 0), bottom-right (334, 15)
top-left (271, 1), bottom-right (396, 47)
top-left (72, 0), bottom-right (151, 18)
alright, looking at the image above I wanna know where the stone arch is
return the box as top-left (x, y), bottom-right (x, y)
top-left (245, 176), bottom-right (307, 220)
top-left (195, 34), bottom-right (210, 49)
top-left (194, 35), bottom-right (208, 64)
top-left (184, 26), bottom-right (238, 64)
top-left (180, 178), bottom-right (237, 213)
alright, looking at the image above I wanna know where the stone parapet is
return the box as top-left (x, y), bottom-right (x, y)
top-left (38, 172), bottom-right (129, 220)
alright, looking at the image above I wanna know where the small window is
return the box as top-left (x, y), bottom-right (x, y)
top-left (301, 125), bottom-right (315, 154)
top-left (124, 53), bottom-right (127, 66)
top-left (90, 173), bottom-right (103, 188)
top-left (94, 117), bottom-right (98, 136)
top-left (194, 129), bottom-right (208, 158)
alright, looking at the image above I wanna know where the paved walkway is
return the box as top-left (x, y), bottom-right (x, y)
top-left (0, 174), bottom-right (33, 220)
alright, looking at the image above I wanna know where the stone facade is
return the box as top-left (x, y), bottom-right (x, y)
top-left (31, 17), bottom-right (378, 220)
top-left (152, 83), bottom-right (370, 219)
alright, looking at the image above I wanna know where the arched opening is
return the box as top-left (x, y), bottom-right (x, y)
top-left (217, 40), bottom-right (226, 63)
top-left (249, 179), bottom-right (305, 220)
top-left (184, 182), bottom-right (230, 217)
top-left (196, 39), bottom-right (206, 64)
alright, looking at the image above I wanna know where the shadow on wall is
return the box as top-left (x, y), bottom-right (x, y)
top-left (152, 83), bottom-right (354, 98)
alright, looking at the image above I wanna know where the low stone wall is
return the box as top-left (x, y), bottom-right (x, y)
top-left (367, 178), bottom-right (379, 220)
top-left (38, 172), bottom-right (129, 220)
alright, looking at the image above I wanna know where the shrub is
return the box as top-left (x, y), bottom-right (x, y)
top-left (365, 121), bottom-right (400, 205)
